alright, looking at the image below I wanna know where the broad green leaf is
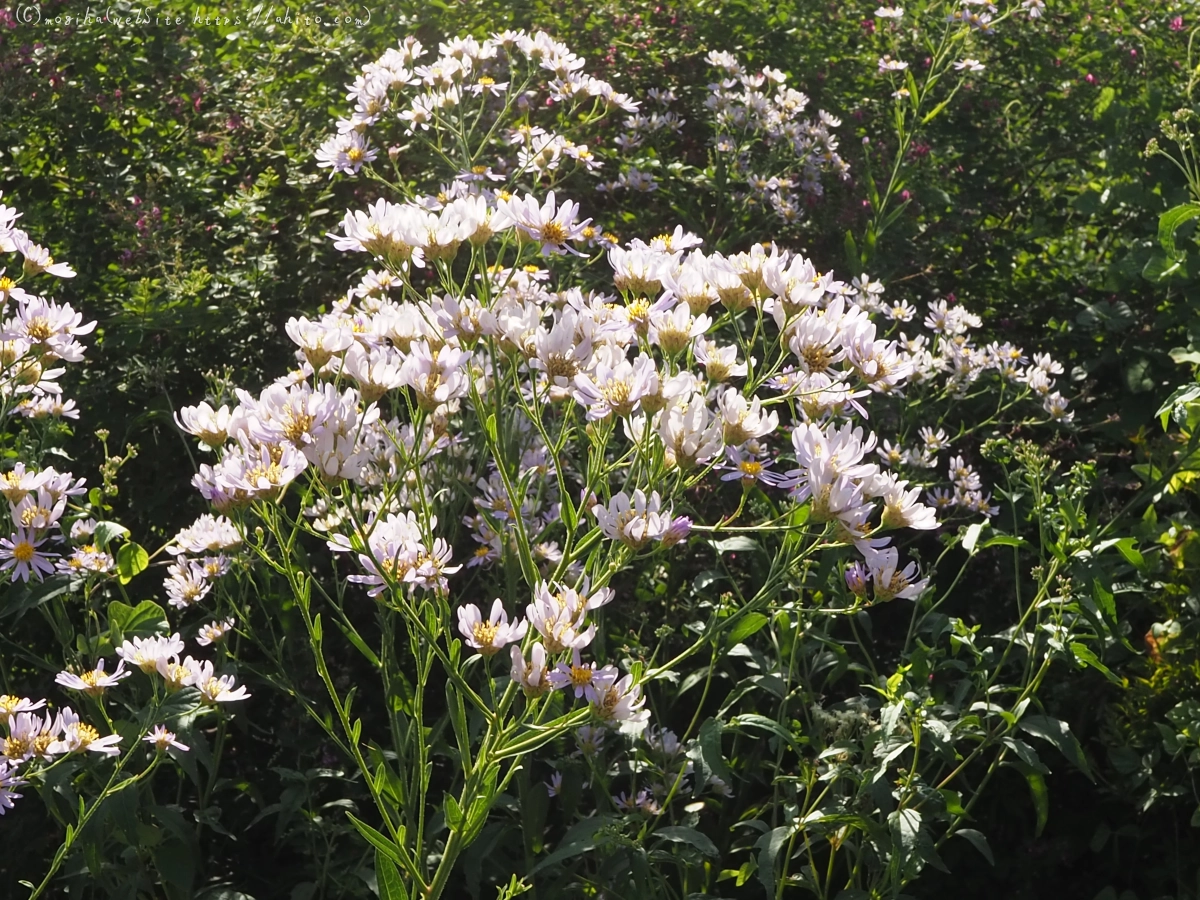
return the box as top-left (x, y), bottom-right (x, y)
top-left (654, 825), bottom-right (718, 857)
top-left (93, 521), bottom-right (130, 548)
top-left (529, 816), bottom-right (615, 875)
top-left (1158, 202), bottom-right (1200, 259)
top-left (962, 522), bottom-right (985, 554)
top-left (116, 541), bottom-right (149, 584)
top-left (1094, 537), bottom-right (1145, 571)
top-left (889, 808), bottom-right (921, 856)
top-left (726, 612), bottom-right (769, 645)
top-left (755, 825), bottom-right (793, 895)
top-left (687, 717), bottom-right (733, 786)
top-left (108, 599), bottom-right (168, 642)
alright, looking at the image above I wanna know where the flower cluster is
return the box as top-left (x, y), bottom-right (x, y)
top-left (163, 514), bottom-right (241, 609)
top-left (316, 30), bottom-right (636, 183)
top-left (0, 196), bottom-right (101, 585)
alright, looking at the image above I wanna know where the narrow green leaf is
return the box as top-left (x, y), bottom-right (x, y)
top-left (345, 813), bottom-right (402, 866)
top-left (375, 848), bottom-right (409, 900)
top-left (955, 828), bottom-right (995, 865)
top-left (1070, 642), bottom-right (1122, 686)
top-left (1023, 769), bottom-right (1049, 837)
top-left (1019, 714), bottom-right (1092, 779)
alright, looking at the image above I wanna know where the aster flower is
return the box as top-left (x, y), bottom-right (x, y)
top-left (879, 478), bottom-right (940, 530)
top-left (510, 642), bottom-right (552, 696)
top-left (587, 666), bottom-right (651, 732)
top-left (49, 708), bottom-right (122, 757)
top-left (171, 515), bottom-right (242, 556)
top-left (192, 661), bottom-right (251, 704)
top-left (863, 546), bottom-right (929, 602)
top-left (196, 618), bottom-right (236, 647)
top-left (0, 760), bottom-right (25, 814)
top-left (457, 599), bottom-right (528, 657)
top-left (592, 490), bottom-right (671, 549)
top-left (117, 633), bottom-right (186, 674)
top-left (3, 709), bottom-right (61, 762)
top-left (549, 648), bottom-right (597, 698)
top-left (495, 191), bottom-right (590, 255)
top-left (0, 528), bottom-right (57, 582)
top-left (0, 695), bottom-right (44, 717)
top-left (720, 446), bottom-right (789, 488)
top-left (143, 725), bottom-right (189, 753)
top-left (55, 659), bottom-right (131, 697)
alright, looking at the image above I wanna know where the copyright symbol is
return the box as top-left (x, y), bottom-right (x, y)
top-left (15, 4), bottom-right (41, 23)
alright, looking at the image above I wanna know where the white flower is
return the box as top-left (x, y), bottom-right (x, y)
top-left (879, 478), bottom-right (940, 530)
top-left (0, 695), bottom-right (44, 717)
top-left (117, 633), bottom-right (186, 673)
top-left (171, 515), bottom-right (242, 556)
top-left (192, 660), bottom-right (251, 704)
top-left (572, 355), bottom-right (657, 420)
top-left (586, 667), bottom-right (651, 733)
top-left (49, 708), bottom-right (122, 757)
top-left (143, 725), bottom-right (189, 753)
top-left (494, 191), bottom-right (590, 255)
top-left (592, 490), bottom-right (671, 549)
top-left (875, 6), bottom-right (904, 16)
top-left (285, 316), bottom-right (356, 370)
top-left (13, 232), bottom-right (75, 278)
top-left (164, 559), bottom-right (212, 609)
top-left (196, 618), bottom-right (236, 647)
top-left (510, 642), bottom-right (552, 697)
top-left (716, 389), bottom-right (778, 446)
top-left (315, 130), bottom-right (379, 176)
top-left (0, 760), bottom-right (25, 814)
top-left (456, 599), bottom-right (528, 657)
top-left (55, 659), bottom-right (131, 697)
top-left (2, 709), bottom-right (60, 761)
top-left (0, 528), bottom-right (57, 582)
top-left (548, 648), bottom-right (597, 697)
top-left (878, 56), bottom-right (909, 73)
top-left (863, 546), bottom-right (929, 602)
top-left (953, 59), bottom-right (986, 72)
top-left (659, 393), bottom-right (723, 470)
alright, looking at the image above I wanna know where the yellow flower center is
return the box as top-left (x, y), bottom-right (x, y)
top-left (33, 733), bottom-right (56, 754)
top-left (540, 221), bottom-right (568, 245)
top-left (12, 541), bottom-right (35, 563)
top-left (3, 736), bottom-right (29, 758)
top-left (472, 621), bottom-right (499, 651)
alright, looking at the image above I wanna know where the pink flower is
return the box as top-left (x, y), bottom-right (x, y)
top-left (1170, 15), bottom-right (1185, 31)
